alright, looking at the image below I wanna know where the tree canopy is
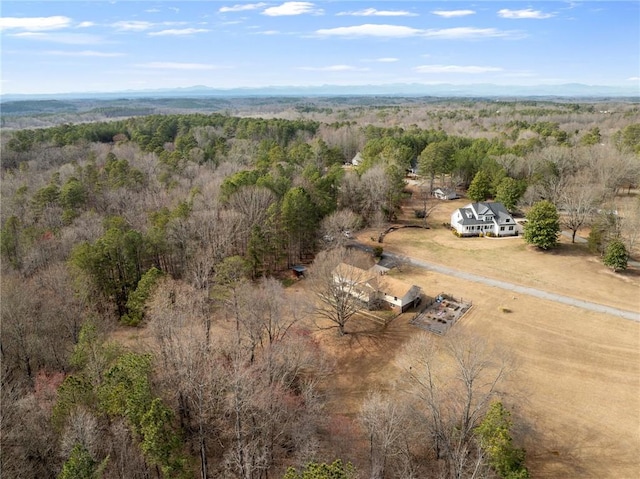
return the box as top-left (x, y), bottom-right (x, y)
top-left (523, 200), bottom-right (560, 250)
top-left (603, 239), bottom-right (629, 272)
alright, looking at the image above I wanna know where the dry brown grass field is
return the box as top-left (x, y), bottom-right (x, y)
top-left (118, 189), bottom-right (639, 477)
top-left (308, 190), bottom-right (640, 478)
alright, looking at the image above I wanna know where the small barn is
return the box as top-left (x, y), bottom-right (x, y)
top-left (378, 277), bottom-right (423, 313)
top-left (433, 187), bottom-right (460, 200)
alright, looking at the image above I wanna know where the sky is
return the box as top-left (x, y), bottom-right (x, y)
top-left (1, 1), bottom-right (639, 94)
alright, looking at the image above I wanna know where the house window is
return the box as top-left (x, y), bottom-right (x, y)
top-left (506, 219), bottom-right (510, 222)
top-left (509, 226), bottom-right (514, 230)
top-left (500, 226), bottom-right (505, 231)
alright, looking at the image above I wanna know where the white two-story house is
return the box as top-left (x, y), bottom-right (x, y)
top-left (450, 202), bottom-right (517, 237)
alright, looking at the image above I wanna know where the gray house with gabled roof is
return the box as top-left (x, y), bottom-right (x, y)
top-left (450, 202), bottom-right (517, 237)
top-left (433, 187), bottom-right (460, 200)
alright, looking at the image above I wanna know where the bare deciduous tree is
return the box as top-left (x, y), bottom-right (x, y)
top-left (527, 146), bottom-right (578, 205)
top-left (619, 197), bottom-right (640, 255)
top-left (559, 174), bottom-right (603, 243)
top-left (320, 209), bottom-right (362, 248)
top-left (308, 247), bottom-right (375, 336)
top-left (416, 182), bottom-right (440, 228)
top-left (147, 277), bottom-right (223, 479)
top-left (1, 389), bottom-right (60, 479)
top-left (586, 144), bottom-right (640, 198)
top-left (228, 185), bottom-right (277, 252)
top-left (360, 391), bottom-right (419, 479)
top-left (399, 331), bottom-right (512, 479)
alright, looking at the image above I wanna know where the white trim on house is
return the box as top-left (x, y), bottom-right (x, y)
top-left (450, 202), bottom-right (517, 237)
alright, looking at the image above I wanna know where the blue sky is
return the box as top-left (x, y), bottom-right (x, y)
top-left (1, 1), bottom-right (639, 94)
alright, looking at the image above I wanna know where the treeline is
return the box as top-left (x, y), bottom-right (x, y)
top-left (1, 108), bottom-right (639, 478)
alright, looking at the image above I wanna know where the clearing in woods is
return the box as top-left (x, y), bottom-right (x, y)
top-left (309, 193), bottom-right (640, 478)
top-left (118, 191), bottom-right (639, 477)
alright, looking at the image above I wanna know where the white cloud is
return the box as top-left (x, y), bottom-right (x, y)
top-left (337, 8), bottom-right (417, 17)
top-left (46, 50), bottom-right (125, 57)
top-left (0, 16), bottom-right (72, 31)
top-left (414, 64), bottom-right (503, 74)
top-left (315, 24), bottom-right (518, 39)
top-left (315, 24), bottom-right (423, 38)
top-left (431, 10), bottom-right (476, 18)
top-left (627, 77), bottom-right (640, 81)
top-left (297, 64), bottom-right (369, 71)
top-left (77, 21), bottom-right (95, 28)
top-left (9, 32), bottom-right (107, 44)
top-left (253, 30), bottom-right (280, 35)
top-left (145, 8), bottom-right (161, 13)
top-left (219, 3), bottom-right (267, 13)
top-left (263, 2), bottom-right (322, 16)
top-left (148, 28), bottom-right (210, 36)
top-left (374, 57), bottom-right (399, 62)
top-left (138, 62), bottom-right (220, 70)
top-left (112, 21), bottom-right (154, 31)
top-left (498, 9), bottom-right (555, 19)
top-left (423, 27), bottom-right (517, 39)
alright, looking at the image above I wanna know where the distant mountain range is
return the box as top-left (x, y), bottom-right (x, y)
top-left (2, 83), bottom-right (639, 101)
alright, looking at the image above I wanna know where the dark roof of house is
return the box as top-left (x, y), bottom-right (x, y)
top-left (470, 202), bottom-right (512, 222)
top-left (291, 265), bottom-right (307, 273)
top-left (457, 207), bottom-right (488, 225)
top-left (454, 202), bottom-right (514, 226)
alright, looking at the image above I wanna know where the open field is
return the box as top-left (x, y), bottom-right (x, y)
top-left (111, 190), bottom-right (640, 477)
top-left (307, 192), bottom-right (639, 477)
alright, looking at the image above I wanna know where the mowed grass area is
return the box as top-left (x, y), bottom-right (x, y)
top-left (367, 195), bottom-right (640, 312)
top-left (311, 194), bottom-right (640, 477)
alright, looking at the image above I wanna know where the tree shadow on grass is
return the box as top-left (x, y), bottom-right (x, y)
top-left (523, 420), bottom-right (625, 479)
top-left (547, 242), bottom-right (593, 258)
top-left (344, 313), bottom-right (419, 353)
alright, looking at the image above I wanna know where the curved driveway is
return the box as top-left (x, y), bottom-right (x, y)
top-left (382, 251), bottom-right (640, 322)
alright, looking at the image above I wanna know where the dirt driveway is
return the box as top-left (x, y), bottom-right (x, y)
top-left (386, 251), bottom-right (640, 321)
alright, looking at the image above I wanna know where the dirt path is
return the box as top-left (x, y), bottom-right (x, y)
top-left (351, 238), bottom-right (639, 321)
top-left (387, 252), bottom-right (640, 322)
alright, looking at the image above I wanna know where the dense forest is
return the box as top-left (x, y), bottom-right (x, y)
top-left (1, 98), bottom-right (639, 479)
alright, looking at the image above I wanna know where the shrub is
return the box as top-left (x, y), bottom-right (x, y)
top-left (523, 200), bottom-right (560, 250)
top-left (603, 240), bottom-right (628, 272)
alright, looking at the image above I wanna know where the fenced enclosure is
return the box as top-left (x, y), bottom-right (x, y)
top-left (410, 293), bottom-right (473, 335)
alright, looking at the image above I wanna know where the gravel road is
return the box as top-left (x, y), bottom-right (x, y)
top-left (384, 252), bottom-right (640, 322)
